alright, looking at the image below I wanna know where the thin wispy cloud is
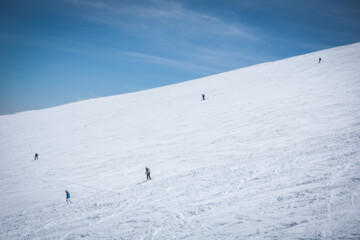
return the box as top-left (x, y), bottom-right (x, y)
top-left (65, 0), bottom-right (259, 40)
top-left (124, 52), bottom-right (222, 75)
top-left (58, 0), bottom-right (261, 75)
top-left (66, 0), bottom-right (105, 8)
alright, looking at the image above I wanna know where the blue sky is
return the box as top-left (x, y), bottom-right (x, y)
top-left (1, 0), bottom-right (360, 115)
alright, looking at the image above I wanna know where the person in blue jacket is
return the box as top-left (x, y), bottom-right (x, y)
top-left (65, 190), bottom-right (71, 203)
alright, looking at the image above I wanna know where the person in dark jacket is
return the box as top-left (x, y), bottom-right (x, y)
top-left (65, 190), bottom-right (71, 203)
top-left (318, 57), bottom-right (321, 63)
top-left (145, 167), bottom-right (151, 180)
top-left (34, 153), bottom-right (38, 160)
top-left (202, 94), bottom-right (206, 101)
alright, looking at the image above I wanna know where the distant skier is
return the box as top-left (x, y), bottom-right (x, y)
top-left (145, 167), bottom-right (151, 180)
top-left (65, 190), bottom-right (71, 203)
top-left (202, 94), bottom-right (206, 101)
top-left (318, 57), bottom-right (321, 63)
top-left (34, 153), bottom-right (38, 160)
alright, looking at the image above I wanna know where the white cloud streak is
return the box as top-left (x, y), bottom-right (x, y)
top-left (59, 0), bottom-right (263, 74)
top-left (63, 0), bottom-right (259, 40)
top-left (123, 51), bottom-right (222, 75)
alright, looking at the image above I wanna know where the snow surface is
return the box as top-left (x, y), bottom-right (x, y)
top-left (1, 43), bottom-right (360, 239)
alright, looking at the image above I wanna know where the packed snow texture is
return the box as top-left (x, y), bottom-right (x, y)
top-left (1, 43), bottom-right (360, 239)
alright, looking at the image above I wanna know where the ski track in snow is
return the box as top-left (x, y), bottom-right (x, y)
top-left (1, 43), bottom-right (360, 239)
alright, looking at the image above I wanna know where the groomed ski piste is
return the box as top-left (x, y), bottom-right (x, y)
top-left (1, 43), bottom-right (360, 239)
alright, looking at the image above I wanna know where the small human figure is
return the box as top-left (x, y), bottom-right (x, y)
top-left (65, 190), bottom-right (71, 203)
top-left (34, 153), bottom-right (38, 160)
top-left (202, 94), bottom-right (206, 101)
top-left (318, 57), bottom-right (321, 63)
top-left (145, 167), bottom-right (151, 180)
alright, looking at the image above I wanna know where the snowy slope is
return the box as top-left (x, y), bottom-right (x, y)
top-left (1, 43), bottom-right (360, 239)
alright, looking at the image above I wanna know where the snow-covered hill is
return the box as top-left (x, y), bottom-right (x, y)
top-left (1, 43), bottom-right (360, 239)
